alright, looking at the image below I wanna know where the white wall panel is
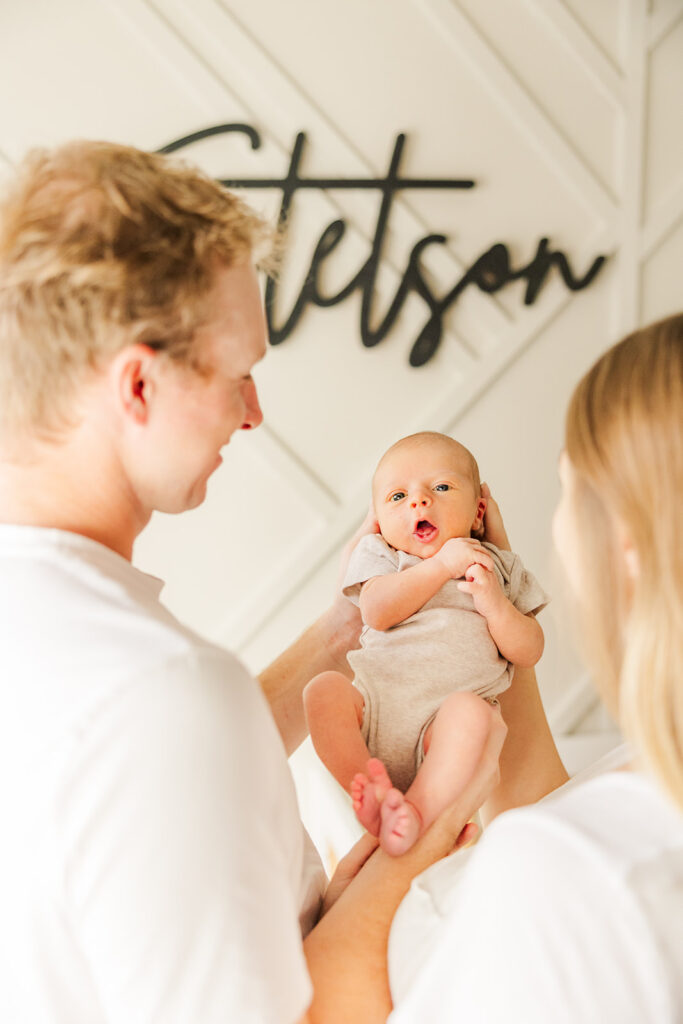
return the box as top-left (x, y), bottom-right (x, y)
top-left (566, 0), bottom-right (627, 69)
top-left (642, 220), bottom-right (683, 322)
top-left (645, 12), bottom-right (683, 217)
top-left (1, 0), bottom-right (206, 156)
top-left (1, 0), bottom-right (680, 740)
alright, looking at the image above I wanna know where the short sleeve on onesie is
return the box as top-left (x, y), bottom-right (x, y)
top-left (342, 533), bottom-right (400, 604)
top-left (483, 543), bottom-right (549, 616)
top-left (342, 533), bottom-right (548, 618)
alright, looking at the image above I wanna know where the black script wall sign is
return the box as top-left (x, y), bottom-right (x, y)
top-left (160, 124), bottom-right (606, 367)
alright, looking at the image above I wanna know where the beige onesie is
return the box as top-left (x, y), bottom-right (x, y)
top-left (342, 534), bottom-right (548, 793)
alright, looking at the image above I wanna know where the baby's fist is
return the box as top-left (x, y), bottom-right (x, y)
top-left (457, 562), bottom-right (504, 617)
top-left (435, 538), bottom-right (495, 579)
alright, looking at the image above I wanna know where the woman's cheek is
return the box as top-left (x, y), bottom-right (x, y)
top-left (553, 496), bottom-right (581, 594)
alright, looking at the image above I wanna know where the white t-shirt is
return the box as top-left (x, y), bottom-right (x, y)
top-left (0, 525), bottom-right (323, 1024)
top-left (389, 747), bottom-right (683, 1023)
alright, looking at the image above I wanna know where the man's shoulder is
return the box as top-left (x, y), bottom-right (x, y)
top-left (123, 643), bottom-right (270, 743)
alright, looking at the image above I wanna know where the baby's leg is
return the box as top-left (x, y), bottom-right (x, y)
top-left (303, 671), bottom-right (392, 834)
top-left (379, 692), bottom-right (495, 855)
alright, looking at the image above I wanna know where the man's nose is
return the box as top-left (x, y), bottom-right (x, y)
top-left (241, 378), bottom-right (264, 431)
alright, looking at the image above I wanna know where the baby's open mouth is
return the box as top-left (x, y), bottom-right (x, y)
top-left (414, 519), bottom-right (437, 541)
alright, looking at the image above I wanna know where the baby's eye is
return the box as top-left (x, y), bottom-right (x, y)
top-left (390, 491), bottom-right (406, 502)
top-left (434, 483), bottom-right (450, 492)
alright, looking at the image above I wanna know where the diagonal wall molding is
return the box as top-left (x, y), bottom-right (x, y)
top-left (648, 0), bottom-right (683, 49)
top-left (523, 0), bottom-right (626, 107)
top-left (415, 0), bottom-right (620, 216)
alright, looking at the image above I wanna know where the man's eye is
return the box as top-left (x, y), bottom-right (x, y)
top-left (434, 484), bottom-right (450, 492)
top-left (390, 492), bottom-right (405, 502)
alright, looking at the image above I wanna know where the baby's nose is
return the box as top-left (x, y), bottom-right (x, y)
top-left (410, 494), bottom-right (430, 508)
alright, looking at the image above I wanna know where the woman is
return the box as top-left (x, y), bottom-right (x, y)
top-left (388, 314), bottom-right (683, 1022)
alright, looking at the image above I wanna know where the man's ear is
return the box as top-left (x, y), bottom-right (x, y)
top-left (109, 345), bottom-right (160, 425)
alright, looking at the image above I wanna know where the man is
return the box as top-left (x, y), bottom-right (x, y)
top-left (0, 140), bottom-right (509, 1023)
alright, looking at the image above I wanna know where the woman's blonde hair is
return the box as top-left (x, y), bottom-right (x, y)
top-left (0, 139), bottom-right (273, 436)
top-left (565, 313), bottom-right (683, 809)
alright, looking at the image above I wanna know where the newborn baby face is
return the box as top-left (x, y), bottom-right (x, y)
top-left (373, 438), bottom-right (483, 558)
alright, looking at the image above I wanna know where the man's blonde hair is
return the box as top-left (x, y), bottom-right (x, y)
top-left (564, 313), bottom-right (683, 809)
top-left (0, 140), bottom-right (272, 436)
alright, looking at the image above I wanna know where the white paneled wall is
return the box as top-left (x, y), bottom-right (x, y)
top-left (2, 3), bottom-right (681, 790)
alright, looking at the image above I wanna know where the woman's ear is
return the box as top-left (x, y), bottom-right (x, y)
top-left (616, 518), bottom-right (639, 581)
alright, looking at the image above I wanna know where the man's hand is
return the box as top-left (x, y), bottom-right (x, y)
top-left (433, 537), bottom-right (495, 579)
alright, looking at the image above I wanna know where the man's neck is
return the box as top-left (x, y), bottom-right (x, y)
top-left (0, 431), bottom-right (148, 561)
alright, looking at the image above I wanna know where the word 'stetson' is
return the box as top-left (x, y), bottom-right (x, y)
top-left (161, 124), bottom-right (606, 366)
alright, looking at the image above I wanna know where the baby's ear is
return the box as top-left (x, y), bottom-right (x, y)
top-left (471, 494), bottom-right (487, 537)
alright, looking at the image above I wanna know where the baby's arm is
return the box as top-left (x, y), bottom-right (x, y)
top-left (457, 564), bottom-right (544, 667)
top-left (360, 538), bottom-right (495, 631)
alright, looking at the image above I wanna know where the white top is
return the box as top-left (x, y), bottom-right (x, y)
top-left (389, 747), bottom-right (683, 1023)
top-left (0, 526), bottom-right (322, 1024)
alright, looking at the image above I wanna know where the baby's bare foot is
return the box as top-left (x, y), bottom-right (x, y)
top-left (379, 789), bottom-right (422, 856)
top-left (351, 758), bottom-right (393, 836)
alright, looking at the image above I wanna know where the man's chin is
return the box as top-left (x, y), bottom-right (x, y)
top-left (186, 483), bottom-right (209, 511)
top-left (156, 483), bottom-right (209, 515)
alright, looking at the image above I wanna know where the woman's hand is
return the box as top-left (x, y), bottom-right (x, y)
top-left (321, 833), bottom-right (380, 917)
top-left (480, 483), bottom-right (511, 551)
top-left (304, 703), bottom-right (507, 1023)
top-left (321, 701), bottom-right (506, 917)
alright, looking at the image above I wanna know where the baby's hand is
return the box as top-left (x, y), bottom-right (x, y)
top-left (457, 562), bottom-right (506, 618)
top-left (434, 537), bottom-right (495, 579)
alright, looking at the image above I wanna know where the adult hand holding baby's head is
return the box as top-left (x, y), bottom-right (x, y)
top-left (336, 502), bottom-right (380, 591)
top-left (326, 504), bottom-right (381, 663)
top-left (480, 483), bottom-right (511, 550)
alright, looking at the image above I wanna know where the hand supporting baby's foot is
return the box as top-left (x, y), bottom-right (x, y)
top-left (351, 757), bottom-right (393, 836)
top-left (379, 788), bottom-right (422, 855)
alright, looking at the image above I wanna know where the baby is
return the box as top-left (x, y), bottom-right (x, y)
top-left (304, 431), bottom-right (548, 855)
